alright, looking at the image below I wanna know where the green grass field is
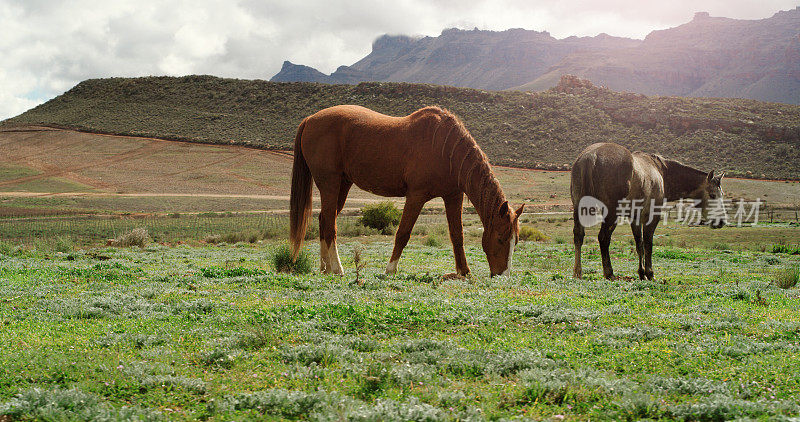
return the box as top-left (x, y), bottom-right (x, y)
top-left (2, 117), bottom-right (800, 420)
top-left (1, 220), bottom-right (800, 420)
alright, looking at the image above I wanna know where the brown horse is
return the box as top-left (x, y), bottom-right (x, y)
top-left (290, 105), bottom-right (524, 277)
top-left (571, 143), bottom-right (726, 280)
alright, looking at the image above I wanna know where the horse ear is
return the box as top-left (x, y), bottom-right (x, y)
top-left (707, 170), bottom-right (715, 181)
top-left (499, 201), bottom-right (510, 216)
top-left (514, 204), bottom-right (525, 220)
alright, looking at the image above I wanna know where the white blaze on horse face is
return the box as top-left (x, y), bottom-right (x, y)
top-left (328, 241), bottom-right (344, 275)
top-left (385, 259), bottom-right (398, 274)
top-left (500, 237), bottom-right (514, 276)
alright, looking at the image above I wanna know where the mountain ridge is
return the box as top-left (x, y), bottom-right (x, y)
top-left (272, 8), bottom-right (800, 104)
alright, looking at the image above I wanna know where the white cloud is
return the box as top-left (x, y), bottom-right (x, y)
top-left (0, 0), bottom-right (796, 119)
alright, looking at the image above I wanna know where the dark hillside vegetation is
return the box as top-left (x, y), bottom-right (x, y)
top-left (3, 74), bottom-right (799, 179)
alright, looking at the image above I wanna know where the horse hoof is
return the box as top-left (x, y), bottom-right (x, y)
top-left (385, 260), bottom-right (398, 275)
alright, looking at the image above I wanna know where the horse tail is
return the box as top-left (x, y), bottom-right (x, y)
top-left (570, 155), bottom-right (595, 206)
top-left (290, 119), bottom-right (312, 260)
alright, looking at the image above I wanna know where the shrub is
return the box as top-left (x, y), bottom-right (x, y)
top-left (206, 230), bottom-right (259, 244)
top-left (424, 235), bottom-right (443, 247)
top-left (111, 228), bottom-right (150, 248)
top-left (273, 245), bottom-right (312, 274)
top-left (0, 240), bottom-right (13, 255)
top-left (711, 242), bottom-right (731, 251)
top-left (53, 236), bottom-right (75, 253)
top-left (31, 236), bottom-right (74, 253)
top-left (200, 347), bottom-right (237, 369)
top-left (774, 266), bottom-right (799, 289)
top-left (519, 225), bottom-right (549, 242)
top-left (360, 202), bottom-right (401, 234)
top-left (0, 387), bottom-right (162, 421)
top-left (771, 244), bottom-right (800, 254)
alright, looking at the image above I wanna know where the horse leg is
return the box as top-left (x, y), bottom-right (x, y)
top-left (318, 180), bottom-right (344, 275)
top-left (336, 179), bottom-right (353, 215)
top-left (386, 195), bottom-right (426, 274)
top-left (598, 221), bottom-right (617, 280)
top-left (319, 179), bottom-right (351, 273)
top-left (643, 219), bottom-right (659, 280)
top-left (319, 238), bottom-right (329, 272)
top-left (573, 208), bottom-right (585, 279)
top-left (444, 193), bottom-right (470, 276)
top-left (631, 222), bottom-right (645, 280)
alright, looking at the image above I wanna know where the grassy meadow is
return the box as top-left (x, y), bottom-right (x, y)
top-left (2, 123), bottom-right (800, 420)
top-left (1, 227), bottom-right (800, 420)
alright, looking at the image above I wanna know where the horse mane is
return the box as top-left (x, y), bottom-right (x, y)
top-left (639, 152), bottom-right (708, 200)
top-left (424, 107), bottom-right (506, 227)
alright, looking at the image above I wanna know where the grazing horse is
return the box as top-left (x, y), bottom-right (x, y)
top-left (571, 143), bottom-right (726, 280)
top-left (290, 105), bottom-right (524, 277)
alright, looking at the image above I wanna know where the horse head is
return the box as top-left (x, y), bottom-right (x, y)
top-left (483, 201), bottom-right (524, 276)
top-left (689, 170), bottom-right (727, 229)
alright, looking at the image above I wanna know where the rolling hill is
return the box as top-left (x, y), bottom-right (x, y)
top-left (2, 74), bottom-right (799, 179)
top-left (271, 8), bottom-right (800, 105)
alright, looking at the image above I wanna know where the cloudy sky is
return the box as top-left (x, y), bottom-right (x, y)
top-left (0, 0), bottom-right (796, 120)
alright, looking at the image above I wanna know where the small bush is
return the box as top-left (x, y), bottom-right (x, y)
top-left (771, 244), bottom-right (800, 254)
top-left (0, 387), bottom-right (162, 421)
top-left (774, 266), bottom-right (799, 289)
top-left (360, 202), bottom-right (401, 234)
top-left (53, 236), bottom-right (75, 253)
top-left (519, 226), bottom-right (549, 242)
top-left (711, 242), bottom-right (731, 251)
top-left (31, 236), bottom-right (74, 253)
top-left (111, 228), bottom-right (150, 248)
top-left (0, 240), bottom-right (13, 255)
top-left (200, 347), bottom-right (237, 369)
top-left (273, 245), bottom-right (312, 274)
top-left (358, 362), bottom-right (390, 398)
top-left (424, 236), bottom-right (443, 247)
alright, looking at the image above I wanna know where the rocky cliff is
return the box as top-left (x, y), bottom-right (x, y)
top-left (521, 9), bottom-right (800, 104)
top-left (272, 8), bottom-right (800, 104)
top-left (271, 28), bottom-right (639, 90)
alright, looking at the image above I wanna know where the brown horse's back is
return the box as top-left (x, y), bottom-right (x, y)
top-left (571, 143), bottom-right (633, 210)
top-left (301, 105), bottom-right (442, 197)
